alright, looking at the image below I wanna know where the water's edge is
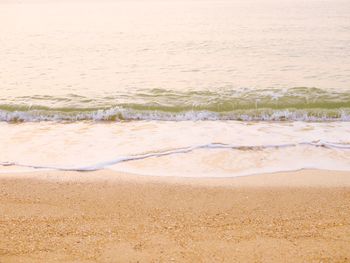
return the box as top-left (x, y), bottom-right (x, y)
top-left (1, 140), bottom-right (349, 177)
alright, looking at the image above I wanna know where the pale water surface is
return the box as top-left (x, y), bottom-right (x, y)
top-left (0, 0), bottom-right (350, 176)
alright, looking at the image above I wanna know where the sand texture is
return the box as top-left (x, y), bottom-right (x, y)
top-left (0, 170), bottom-right (350, 262)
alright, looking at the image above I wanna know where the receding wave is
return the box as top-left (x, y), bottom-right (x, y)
top-left (1, 140), bottom-right (350, 173)
top-left (1, 87), bottom-right (350, 122)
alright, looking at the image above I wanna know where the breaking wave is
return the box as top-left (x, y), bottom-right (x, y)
top-left (1, 107), bottom-right (350, 122)
top-left (1, 87), bottom-right (350, 122)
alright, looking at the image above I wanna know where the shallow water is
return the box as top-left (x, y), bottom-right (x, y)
top-left (1, 121), bottom-right (349, 177)
top-left (1, 0), bottom-right (350, 121)
top-left (1, 0), bottom-right (350, 176)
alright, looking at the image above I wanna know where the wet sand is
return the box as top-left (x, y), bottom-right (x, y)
top-left (0, 170), bottom-right (350, 262)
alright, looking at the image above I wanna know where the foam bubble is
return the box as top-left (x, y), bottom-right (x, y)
top-left (1, 108), bottom-right (350, 122)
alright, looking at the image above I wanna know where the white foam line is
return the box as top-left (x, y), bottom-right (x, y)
top-left (1, 108), bottom-right (350, 122)
top-left (1, 140), bottom-right (349, 173)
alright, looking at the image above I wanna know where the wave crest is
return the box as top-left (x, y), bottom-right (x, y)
top-left (2, 87), bottom-right (350, 122)
top-left (1, 107), bottom-right (350, 122)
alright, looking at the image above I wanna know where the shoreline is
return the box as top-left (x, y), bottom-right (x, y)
top-left (1, 168), bottom-right (350, 187)
top-left (1, 170), bottom-right (350, 262)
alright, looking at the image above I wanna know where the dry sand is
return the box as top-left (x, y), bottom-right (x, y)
top-left (0, 169), bottom-right (350, 262)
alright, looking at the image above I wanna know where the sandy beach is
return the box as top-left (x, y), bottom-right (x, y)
top-left (0, 170), bottom-right (350, 262)
top-left (2, 0), bottom-right (350, 262)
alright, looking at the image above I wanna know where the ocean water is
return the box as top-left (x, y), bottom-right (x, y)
top-left (1, 0), bottom-right (350, 177)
